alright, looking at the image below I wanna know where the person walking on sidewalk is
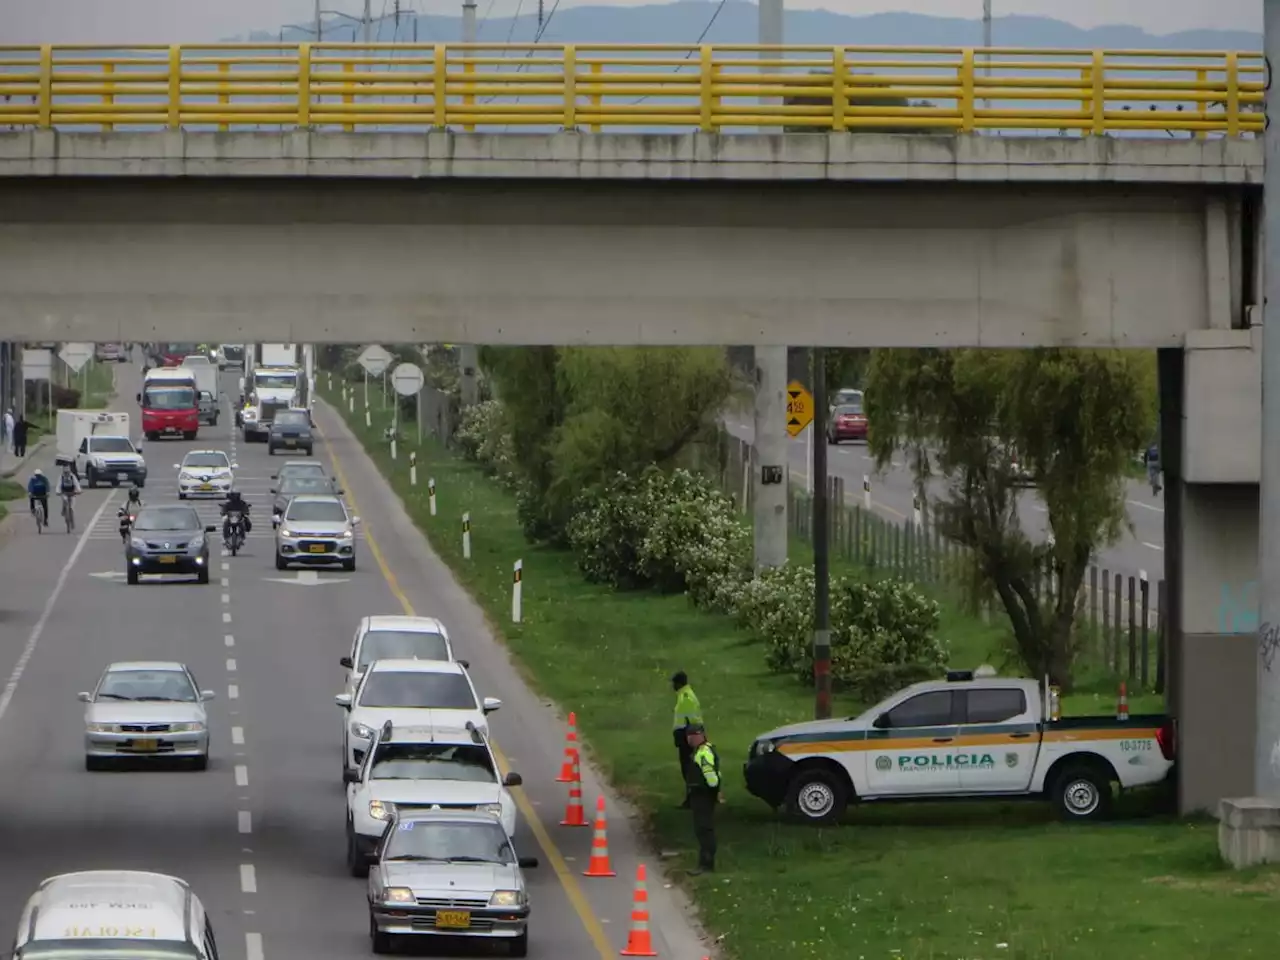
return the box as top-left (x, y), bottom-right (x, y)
top-left (671, 670), bottom-right (704, 809)
top-left (684, 723), bottom-right (721, 876)
top-left (12, 415), bottom-right (29, 459)
top-left (2, 408), bottom-right (12, 454)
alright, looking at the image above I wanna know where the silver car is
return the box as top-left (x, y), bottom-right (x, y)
top-left (367, 810), bottom-right (537, 957)
top-left (79, 661), bottom-right (216, 771)
top-left (274, 494), bottom-right (359, 571)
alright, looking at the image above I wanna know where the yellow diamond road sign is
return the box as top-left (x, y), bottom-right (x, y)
top-left (785, 381), bottom-right (814, 438)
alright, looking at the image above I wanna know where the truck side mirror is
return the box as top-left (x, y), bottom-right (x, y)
top-left (135, 393), bottom-right (141, 403)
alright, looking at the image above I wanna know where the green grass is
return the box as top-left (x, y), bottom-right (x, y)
top-left (321, 380), bottom-right (1278, 960)
top-left (0, 477), bottom-right (23, 523)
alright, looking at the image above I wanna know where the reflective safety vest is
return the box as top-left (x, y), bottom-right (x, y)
top-left (691, 742), bottom-right (721, 790)
top-left (673, 685), bottom-right (703, 731)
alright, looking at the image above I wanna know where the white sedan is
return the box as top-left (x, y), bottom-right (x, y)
top-left (175, 450), bottom-right (236, 499)
top-left (336, 659), bottom-right (501, 777)
top-left (340, 615), bottom-right (459, 698)
top-left (80, 661), bottom-right (216, 770)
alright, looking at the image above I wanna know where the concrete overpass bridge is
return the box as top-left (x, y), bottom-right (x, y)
top-left (0, 41), bottom-right (1270, 813)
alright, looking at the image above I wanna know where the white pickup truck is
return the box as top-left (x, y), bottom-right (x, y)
top-left (743, 671), bottom-right (1174, 823)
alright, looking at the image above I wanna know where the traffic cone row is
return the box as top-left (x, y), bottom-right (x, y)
top-left (559, 756), bottom-right (587, 826)
top-left (557, 711), bottom-right (581, 782)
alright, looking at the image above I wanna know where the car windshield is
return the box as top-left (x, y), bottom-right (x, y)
top-left (280, 477), bottom-right (331, 496)
top-left (88, 438), bottom-right (134, 453)
top-left (133, 507), bottom-right (201, 533)
top-left (369, 743), bottom-right (496, 782)
top-left (359, 672), bottom-right (477, 710)
top-left (358, 630), bottom-right (450, 668)
top-left (182, 356), bottom-right (211, 366)
top-left (273, 411), bottom-right (309, 426)
top-left (183, 453), bottom-right (229, 469)
top-left (97, 669), bottom-right (197, 702)
top-left (279, 463), bottom-right (325, 479)
top-left (286, 500), bottom-right (346, 523)
top-left (383, 820), bottom-right (514, 864)
top-left (255, 373), bottom-right (296, 389)
top-left (835, 403), bottom-right (863, 415)
top-left (142, 387), bottom-right (194, 410)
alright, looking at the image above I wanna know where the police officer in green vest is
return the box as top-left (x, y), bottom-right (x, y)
top-left (671, 671), bottom-right (703, 808)
top-left (684, 723), bottom-right (720, 875)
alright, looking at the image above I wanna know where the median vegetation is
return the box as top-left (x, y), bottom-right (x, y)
top-left (319, 344), bottom-right (1261, 960)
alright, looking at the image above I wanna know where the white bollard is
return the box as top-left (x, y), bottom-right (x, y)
top-left (428, 478), bottom-right (437, 516)
top-left (863, 474), bottom-right (871, 511)
top-left (462, 512), bottom-right (471, 560)
top-left (391, 438), bottom-right (397, 461)
top-left (410, 452), bottom-right (417, 486)
top-left (512, 559), bottom-right (523, 623)
top-left (365, 406), bottom-right (371, 429)
top-left (328, 373), bottom-right (333, 391)
top-left (912, 494), bottom-right (923, 529)
top-left (348, 394), bottom-right (354, 414)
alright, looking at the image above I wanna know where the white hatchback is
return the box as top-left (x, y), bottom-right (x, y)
top-left (340, 615), bottom-right (459, 698)
top-left (176, 450), bottom-right (236, 499)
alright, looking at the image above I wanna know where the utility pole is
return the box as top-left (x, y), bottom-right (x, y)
top-left (751, 0), bottom-right (788, 571)
top-left (1256, 0), bottom-right (1280, 801)
top-left (314, 0), bottom-right (323, 41)
top-left (812, 348), bottom-right (831, 719)
top-left (456, 0), bottom-right (481, 407)
top-left (981, 0), bottom-right (992, 112)
top-left (363, 0), bottom-right (373, 42)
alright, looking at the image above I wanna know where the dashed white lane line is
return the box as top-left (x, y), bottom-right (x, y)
top-left (225, 634), bottom-right (234, 647)
top-left (220, 577), bottom-right (230, 587)
top-left (231, 726), bottom-right (245, 745)
top-left (221, 562), bottom-right (230, 573)
top-left (1142, 541), bottom-right (1164, 551)
top-left (221, 593), bottom-right (230, 604)
top-left (238, 811), bottom-right (252, 834)
top-left (222, 611), bottom-right (232, 623)
top-left (239, 864), bottom-right (257, 894)
top-left (226, 658), bottom-right (238, 672)
top-left (228, 683), bottom-right (239, 699)
top-left (235, 764), bottom-right (249, 787)
top-left (245, 932), bottom-right (264, 960)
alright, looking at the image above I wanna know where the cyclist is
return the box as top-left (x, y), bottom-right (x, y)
top-left (27, 469), bottom-right (49, 526)
top-left (220, 489), bottom-right (252, 547)
top-left (57, 461), bottom-right (81, 528)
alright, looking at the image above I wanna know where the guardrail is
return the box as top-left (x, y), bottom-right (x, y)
top-left (0, 43), bottom-right (1264, 135)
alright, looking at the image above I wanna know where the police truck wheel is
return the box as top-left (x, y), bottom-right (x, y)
top-left (784, 767), bottom-right (849, 824)
top-left (85, 466), bottom-right (97, 488)
top-left (1051, 765), bottom-right (1113, 821)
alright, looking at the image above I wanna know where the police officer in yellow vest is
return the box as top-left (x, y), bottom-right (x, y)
top-left (684, 723), bottom-right (720, 875)
top-left (671, 671), bottom-right (703, 809)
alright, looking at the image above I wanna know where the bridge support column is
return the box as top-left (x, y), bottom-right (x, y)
top-left (458, 345), bottom-right (479, 406)
top-left (752, 346), bottom-right (788, 570)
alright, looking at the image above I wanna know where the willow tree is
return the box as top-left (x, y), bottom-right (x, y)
top-left (864, 349), bottom-right (1152, 689)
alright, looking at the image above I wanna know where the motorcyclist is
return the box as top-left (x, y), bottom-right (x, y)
top-left (117, 485), bottom-right (143, 541)
top-left (27, 469), bottom-right (49, 522)
top-left (220, 490), bottom-right (252, 545)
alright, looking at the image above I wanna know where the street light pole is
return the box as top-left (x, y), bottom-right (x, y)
top-left (363, 0), bottom-right (372, 42)
top-left (315, 0), bottom-right (323, 40)
top-left (981, 0), bottom-right (991, 112)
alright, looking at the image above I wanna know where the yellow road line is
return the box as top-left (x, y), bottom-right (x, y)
top-left (315, 415), bottom-right (616, 960)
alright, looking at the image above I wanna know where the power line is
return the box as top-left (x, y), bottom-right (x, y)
top-left (628, 0), bottom-right (727, 105)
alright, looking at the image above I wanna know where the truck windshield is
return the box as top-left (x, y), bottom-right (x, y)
top-left (88, 438), bottom-right (135, 453)
top-left (255, 373), bottom-right (296, 389)
top-left (143, 387), bottom-right (195, 410)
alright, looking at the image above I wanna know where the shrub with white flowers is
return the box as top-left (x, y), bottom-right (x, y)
top-left (566, 472), bottom-right (654, 589)
top-left (456, 399), bottom-right (517, 488)
top-left (637, 469), bottom-right (750, 598)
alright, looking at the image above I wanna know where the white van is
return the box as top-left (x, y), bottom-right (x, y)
top-left (12, 870), bottom-right (220, 960)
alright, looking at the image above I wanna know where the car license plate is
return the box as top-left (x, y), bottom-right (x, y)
top-left (199, 484), bottom-right (213, 491)
top-left (285, 440), bottom-right (297, 447)
top-left (159, 556), bottom-right (177, 564)
top-left (435, 911), bottom-right (470, 930)
top-left (133, 739), bottom-right (158, 752)
top-left (164, 427), bottom-right (178, 434)
top-left (308, 544), bottom-right (325, 554)
top-left (117, 472), bottom-right (129, 480)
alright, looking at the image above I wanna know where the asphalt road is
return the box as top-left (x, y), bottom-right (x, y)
top-left (723, 414), bottom-right (1167, 583)
top-left (0, 363), bottom-right (706, 960)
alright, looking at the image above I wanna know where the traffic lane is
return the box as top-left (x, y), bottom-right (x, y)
top-left (226, 417), bottom-right (612, 960)
top-left (315, 398), bottom-right (707, 960)
top-left (0, 491), bottom-right (249, 956)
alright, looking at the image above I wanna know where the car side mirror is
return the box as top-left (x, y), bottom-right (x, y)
top-left (517, 857), bottom-right (539, 869)
top-left (339, 656), bottom-right (353, 669)
top-left (172, 464), bottom-right (180, 469)
top-left (343, 768), bottom-right (360, 784)
top-left (200, 690), bottom-right (216, 701)
top-left (270, 474), bottom-right (278, 480)
top-left (482, 697), bottom-right (502, 714)
top-left (352, 516), bottom-right (361, 525)
top-left (337, 489), bottom-right (345, 496)
top-left (335, 694), bottom-right (352, 709)
top-left (135, 392), bottom-right (141, 402)
top-left (457, 659), bottom-right (469, 669)
top-left (77, 691), bottom-right (91, 703)
top-left (872, 713), bottom-right (889, 730)
top-left (205, 525), bottom-right (217, 533)
top-left (232, 463), bottom-right (239, 469)
top-left (503, 771), bottom-right (523, 787)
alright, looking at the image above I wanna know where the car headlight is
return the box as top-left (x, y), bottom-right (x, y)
top-left (280, 528), bottom-right (293, 538)
top-left (382, 886), bottom-right (414, 904)
top-left (754, 739), bottom-right (776, 756)
top-left (190, 535), bottom-right (205, 550)
top-left (179, 472), bottom-right (194, 483)
top-left (137, 458), bottom-right (146, 469)
top-left (129, 537), bottom-right (146, 550)
top-left (169, 721), bottom-right (205, 733)
top-left (93, 457), bottom-right (106, 469)
top-left (489, 890), bottom-right (523, 907)
top-left (339, 527), bottom-right (354, 540)
top-left (351, 722), bottom-right (375, 740)
top-left (478, 803), bottom-right (504, 818)
top-left (86, 723), bottom-right (119, 733)
top-left (369, 800), bottom-right (394, 821)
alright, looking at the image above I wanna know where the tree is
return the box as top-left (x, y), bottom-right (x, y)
top-left (783, 70), bottom-right (939, 134)
top-left (864, 349), bottom-right (1152, 690)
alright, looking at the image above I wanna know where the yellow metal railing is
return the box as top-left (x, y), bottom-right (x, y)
top-left (0, 43), bottom-right (1264, 135)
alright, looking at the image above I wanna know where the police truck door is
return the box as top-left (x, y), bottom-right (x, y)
top-left (955, 687), bottom-right (1038, 793)
top-left (863, 690), bottom-right (962, 796)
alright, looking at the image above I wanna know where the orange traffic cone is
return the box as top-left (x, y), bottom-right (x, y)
top-left (619, 863), bottom-right (658, 956)
top-left (557, 711), bottom-right (581, 783)
top-left (584, 795), bottom-right (616, 877)
top-left (1117, 681), bottom-right (1129, 722)
top-left (560, 758), bottom-right (587, 827)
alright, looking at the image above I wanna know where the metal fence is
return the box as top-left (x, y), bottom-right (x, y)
top-left (0, 43), bottom-right (1263, 136)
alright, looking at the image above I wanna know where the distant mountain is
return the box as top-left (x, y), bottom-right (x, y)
top-left (240, 2), bottom-right (1261, 51)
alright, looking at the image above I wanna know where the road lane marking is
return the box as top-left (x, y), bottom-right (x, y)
top-left (0, 492), bottom-right (117, 726)
top-left (235, 764), bottom-right (249, 786)
top-left (221, 593), bottom-right (230, 604)
top-left (319, 416), bottom-right (616, 960)
top-left (222, 611), bottom-right (232, 623)
top-left (239, 864), bottom-right (257, 894)
top-left (221, 577), bottom-right (230, 587)
top-left (1128, 499), bottom-right (1164, 513)
top-left (228, 683), bottom-right (239, 699)
top-left (226, 658), bottom-right (238, 672)
top-left (1142, 541), bottom-right (1164, 551)
top-left (225, 634), bottom-right (234, 647)
top-left (232, 726), bottom-right (245, 745)
top-left (238, 811), bottom-right (252, 834)
top-left (245, 932), bottom-right (264, 960)
top-left (221, 562), bottom-right (230, 572)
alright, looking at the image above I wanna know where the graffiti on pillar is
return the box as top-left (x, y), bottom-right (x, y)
top-left (1217, 580), bottom-right (1258, 635)
top-left (1261, 622), bottom-right (1280, 672)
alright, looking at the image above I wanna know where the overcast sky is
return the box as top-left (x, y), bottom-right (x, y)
top-left (0, 0), bottom-right (1258, 43)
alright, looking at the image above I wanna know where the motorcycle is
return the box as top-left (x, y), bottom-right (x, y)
top-left (117, 506), bottom-right (139, 544)
top-left (225, 511), bottom-right (246, 556)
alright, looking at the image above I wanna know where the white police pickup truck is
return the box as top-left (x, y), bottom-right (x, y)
top-left (743, 671), bottom-right (1174, 823)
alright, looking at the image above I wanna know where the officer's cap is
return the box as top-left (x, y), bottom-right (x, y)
top-left (685, 723), bottom-right (706, 735)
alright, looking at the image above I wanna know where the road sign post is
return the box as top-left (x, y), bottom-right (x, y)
top-left (358, 345), bottom-right (392, 415)
top-left (786, 381), bottom-right (814, 438)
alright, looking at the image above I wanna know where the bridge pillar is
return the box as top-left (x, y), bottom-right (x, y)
top-left (459, 345), bottom-right (479, 406)
top-left (752, 346), bottom-right (788, 569)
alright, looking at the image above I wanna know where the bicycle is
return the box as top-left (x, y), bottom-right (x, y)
top-left (31, 498), bottom-right (46, 534)
top-left (60, 493), bottom-right (76, 534)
